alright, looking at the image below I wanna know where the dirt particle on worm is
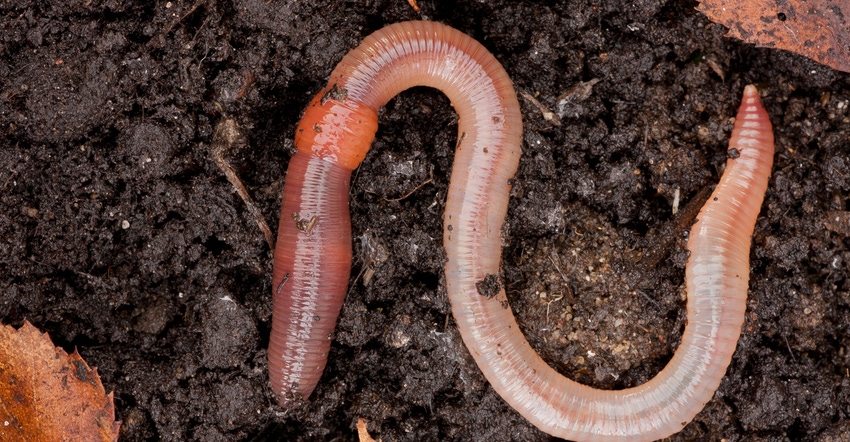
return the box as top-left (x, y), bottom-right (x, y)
top-left (292, 213), bottom-right (319, 233)
top-left (455, 132), bottom-right (466, 149)
top-left (476, 274), bottom-right (501, 298)
top-left (321, 84), bottom-right (348, 105)
top-left (276, 273), bottom-right (291, 294)
top-left (727, 147), bottom-right (740, 158)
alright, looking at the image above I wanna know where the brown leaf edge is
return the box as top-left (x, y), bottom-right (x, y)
top-left (0, 321), bottom-right (121, 441)
top-left (697, 0), bottom-right (850, 73)
top-left (66, 341), bottom-right (122, 442)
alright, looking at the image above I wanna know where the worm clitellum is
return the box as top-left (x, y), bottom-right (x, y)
top-left (269, 20), bottom-right (774, 441)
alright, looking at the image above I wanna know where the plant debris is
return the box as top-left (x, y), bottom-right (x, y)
top-left (0, 321), bottom-right (120, 442)
top-left (698, 0), bottom-right (850, 72)
top-left (356, 418), bottom-right (381, 442)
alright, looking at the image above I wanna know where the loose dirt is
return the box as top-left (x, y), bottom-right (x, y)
top-left (1, 0), bottom-right (848, 440)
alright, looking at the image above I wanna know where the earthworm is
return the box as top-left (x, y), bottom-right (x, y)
top-left (268, 20), bottom-right (775, 441)
top-left (268, 19), bottom-right (521, 409)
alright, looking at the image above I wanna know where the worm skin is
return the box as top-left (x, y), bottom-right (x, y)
top-left (269, 20), bottom-right (775, 441)
top-left (448, 85), bottom-right (773, 441)
top-left (269, 20), bottom-right (521, 408)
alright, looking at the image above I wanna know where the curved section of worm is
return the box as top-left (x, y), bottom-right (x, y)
top-left (269, 20), bottom-right (522, 409)
top-left (451, 85), bottom-right (772, 442)
top-left (269, 19), bottom-right (775, 442)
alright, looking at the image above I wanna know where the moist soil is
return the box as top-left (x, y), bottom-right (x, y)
top-left (1, 1), bottom-right (849, 441)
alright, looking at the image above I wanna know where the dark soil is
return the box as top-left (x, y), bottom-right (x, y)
top-left (1, 0), bottom-right (849, 441)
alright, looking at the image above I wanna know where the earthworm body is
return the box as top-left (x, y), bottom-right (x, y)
top-left (269, 20), bottom-right (774, 441)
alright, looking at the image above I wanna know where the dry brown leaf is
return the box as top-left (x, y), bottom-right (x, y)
top-left (0, 321), bottom-right (120, 442)
top-left (697, 0), bottom-right (850, 73)
top-left (356, 417), bottom-right (381, 442)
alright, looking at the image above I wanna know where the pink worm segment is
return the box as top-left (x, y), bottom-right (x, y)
top-left (269, 20), bottom-right (775, 441)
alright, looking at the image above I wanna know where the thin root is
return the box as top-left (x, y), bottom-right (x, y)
top-left (211, 117), bottom-right (276, 254)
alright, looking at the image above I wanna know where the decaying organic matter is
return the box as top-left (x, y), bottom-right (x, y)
top-left (0, 0), bottom-right (848, 440)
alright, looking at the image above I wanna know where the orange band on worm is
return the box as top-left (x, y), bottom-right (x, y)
top-left (294, 87), bottom-right (378, 171)
top-left (270, 20), bottom-right (775, 442)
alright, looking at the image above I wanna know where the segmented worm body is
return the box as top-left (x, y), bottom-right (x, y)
top-left (269, 20), bottom-right (774, 441)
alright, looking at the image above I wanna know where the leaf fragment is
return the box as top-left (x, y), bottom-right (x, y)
top-left (697, 0), bottom-right (850, 73)
top-left (0, 321), bottom-right (121, 442)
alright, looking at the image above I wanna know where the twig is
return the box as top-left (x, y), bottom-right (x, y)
top-left (211, 117), bottom-right (275, 254)
top-left (156, 0), bottom-right (207, 42)
top-left (384, 171), bottom-right (433, 202)
top-left (520, 91), bottom-right (561, 126)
